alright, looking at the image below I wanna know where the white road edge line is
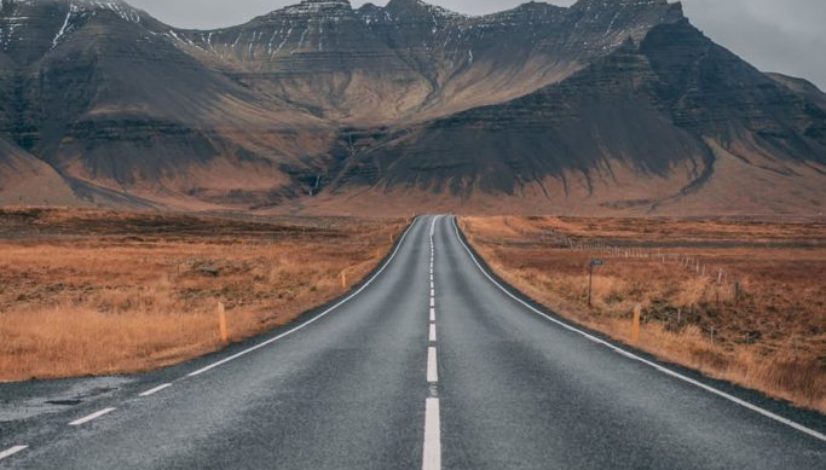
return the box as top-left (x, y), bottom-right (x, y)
top-left (427, 346), bottom-right (438, 383)
top-left (139, 383), bottom-right (172, 397)
top-left (429, 323), bottom-right (437, 342)
top-left (187, 218), bottom-right (421, 378)
top-left (69, 407), bottom-right (116, 426)
top-left (451, 216), bottom-right (826, 444)
top-left (422, 398), bottom-right (441, 470)
top-left (0, 446), bottom-right (28, 461)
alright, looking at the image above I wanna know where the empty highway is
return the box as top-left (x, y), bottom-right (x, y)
top-left (1, 215), bottom-right (825, 469)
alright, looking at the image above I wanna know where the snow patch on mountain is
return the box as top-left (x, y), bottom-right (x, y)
top-left (1, 0), bottom-right (145, 51)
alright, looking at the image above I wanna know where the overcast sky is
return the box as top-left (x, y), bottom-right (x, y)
top-left (129, 0), bottom-right (826, 89)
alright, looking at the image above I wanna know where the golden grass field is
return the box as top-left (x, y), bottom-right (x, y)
top-left (0, 208), bottom-right (406, 381)
top-left (460, 216), bottom-right (826, 413)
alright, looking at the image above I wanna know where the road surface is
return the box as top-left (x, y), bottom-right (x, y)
top-left (1, 215), bottom-right (825, 469)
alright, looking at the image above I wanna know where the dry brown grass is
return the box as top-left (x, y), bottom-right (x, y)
top-left (0, 208), bottom-right (406, 381)
top-left (460, 216), bottom-right (826, 413)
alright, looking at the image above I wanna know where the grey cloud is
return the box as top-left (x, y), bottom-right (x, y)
top-left (681, 0), bottom-right (826, 89)
top-left (127, 0), bottom-right (826, 89)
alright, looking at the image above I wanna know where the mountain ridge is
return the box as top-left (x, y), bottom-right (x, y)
top-left (1, 0), bottom-right (825, 215)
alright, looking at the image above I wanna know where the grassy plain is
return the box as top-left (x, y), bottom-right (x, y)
top-left (460, 216), bottom-right (826, 413)
top-left (0, 208), bottom-right (406, 381)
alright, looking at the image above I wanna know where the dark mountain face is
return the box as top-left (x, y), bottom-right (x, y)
top-left (343, 15), bottom-right (826, 202)
top-left (0, 0), bottom-right (825, 214)
top-left (345, 42), bottom-right (714, 195)
top-left (175, 0), bottom-right (683, 123)
top-left (0, 0), bottom-right (333, 208)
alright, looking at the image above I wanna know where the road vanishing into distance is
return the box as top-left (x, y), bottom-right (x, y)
top-left (1, 215), bottom-right (826, 469)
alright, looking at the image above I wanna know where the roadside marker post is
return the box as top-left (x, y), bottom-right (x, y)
top-left (632, 304), bottom-right (642, 343)
top-left (587, 259), bottom-right (605, 307)
top-left (341, 270), bottom-right (347, 289)
top-left (218, 301), bottom-right (229, 344)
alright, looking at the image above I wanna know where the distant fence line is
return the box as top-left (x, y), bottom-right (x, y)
top-left (561, 235), bottom-right (740, 296)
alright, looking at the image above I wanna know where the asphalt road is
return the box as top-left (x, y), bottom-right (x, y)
top-left (1, 215), bottom-right (825, 469)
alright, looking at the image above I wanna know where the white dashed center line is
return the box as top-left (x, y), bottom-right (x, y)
top-left (69, 407), bottom-right (116, 426)
top-left (424, 216), bottom-right (443, 470)
top-left (422, 397), bottom-right (442, 470)
top-left (427, 346), bottom-right (439, 384)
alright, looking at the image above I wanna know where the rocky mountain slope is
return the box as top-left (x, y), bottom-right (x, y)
top-left (0, 136), bottom-right (80, 205)
top-left (1, 0), bottom-right (825, 215)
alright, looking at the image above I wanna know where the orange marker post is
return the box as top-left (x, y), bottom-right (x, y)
top-left (218, 301), bottom-right (229, 344)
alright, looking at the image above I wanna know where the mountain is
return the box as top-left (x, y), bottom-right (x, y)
top-left (769, 73), bottom-right (826, 111)
top-left (0, 136), bottom-right (80, 205)
top-left (1, 0), bottom-right (825, 215)
top-left (1, 0), bottom-right (332, 210)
